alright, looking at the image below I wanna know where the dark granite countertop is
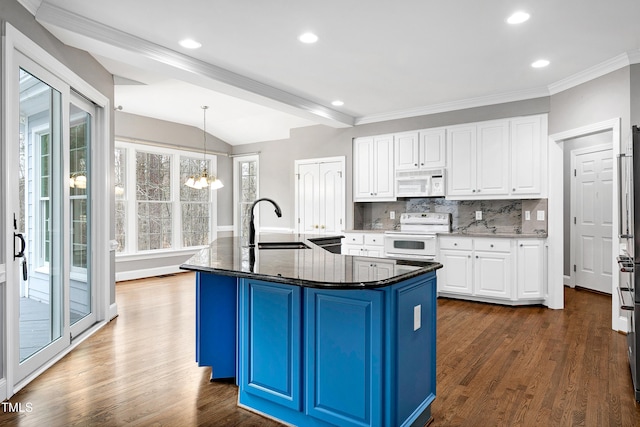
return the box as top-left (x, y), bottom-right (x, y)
top-left (180, 233), bottom-right (441, 289)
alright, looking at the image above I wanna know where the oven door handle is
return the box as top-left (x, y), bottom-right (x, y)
top-left (384, 252), bottom-right (435, 261)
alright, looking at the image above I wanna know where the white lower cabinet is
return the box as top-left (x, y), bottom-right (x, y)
top-left (516, 239), bottom-right (545, 299)
top-left (342, 232), bottom-right (385, 258)
top-left (438, 236), bottom-right (545, 305)
top-left (473, 239), bottom-right (512, 300)
top-left (438, 237), bottom-right (473, 294)
top-left (353, 257), bottom-right (395, 281)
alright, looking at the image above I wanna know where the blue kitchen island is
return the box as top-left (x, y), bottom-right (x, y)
top-left (180, 234), bottom-right (441, 427)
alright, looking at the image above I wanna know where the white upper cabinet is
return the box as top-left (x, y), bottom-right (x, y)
top-left (447, 120), bottom-right (509, 197)
top-left (476, 120), bottom-right (510, 196)
top-left (510, 115), bottom-right (544, 196)
top-left (420, 128), bottom-right (446, 169)
top-left (447, 114), bottom-right (546, 200)
top-left (354, 135), bottom-right (395, 201)
top-left (446, 124), bottom-right (476, 196)
top-left (395, 128), bottom-right (446, 171)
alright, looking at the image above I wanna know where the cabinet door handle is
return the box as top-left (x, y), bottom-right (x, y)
top-left (476, 255), bottom-right (479, 258)
top-left (477, 189), bottom-right (481, 192)
top-left (520, 244), bottom-right (523, 247)
top-left (414, 163), bottom-right (418, 166)
top-left (490, 244), bottom-right (494, 248)
top-left (454, 242), bottom-right (457, 246)
top-left (472, 189), bottom-right (476, 193)
top-left (513, 188), bottom-right (516, 191)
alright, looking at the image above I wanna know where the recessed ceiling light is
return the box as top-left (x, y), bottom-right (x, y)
top-left (531, 59), bottom-right (550, 68)
top-left (299, 32), bottom-right (319, 44)
top-left (179, 39), bottom-right (202, 49)
top-left (507, 11), bottom-right (530, 24)
top-left (331, 100), bottom-right (344, 107)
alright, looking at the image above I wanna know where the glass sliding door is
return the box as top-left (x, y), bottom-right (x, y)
top-left (69, 94), bottom-right (96, 335)
top-left (16, 66), bottom-right (67, 379)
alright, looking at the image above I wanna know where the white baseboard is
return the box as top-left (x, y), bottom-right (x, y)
top-left (115, 265), bottom-right (189, 282)
top-left (108, 302), bottom-right (118, 320)
top-left (563, 275), bottom-right (572, 287)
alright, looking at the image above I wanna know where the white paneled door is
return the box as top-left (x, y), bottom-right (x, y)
top-left (574, 147), bottom-right (613, 294)
top-left (296, 158), bottom-right (345, 234)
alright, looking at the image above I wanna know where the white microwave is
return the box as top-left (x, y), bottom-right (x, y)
top-left (395, 168), bottom-right (445, 198)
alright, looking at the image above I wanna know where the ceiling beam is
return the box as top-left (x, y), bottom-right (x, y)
top-left (35, 2), bottom-right (355, 128)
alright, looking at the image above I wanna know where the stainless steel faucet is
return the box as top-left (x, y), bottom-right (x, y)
top-left (248, 198), bottom-right (282, 247)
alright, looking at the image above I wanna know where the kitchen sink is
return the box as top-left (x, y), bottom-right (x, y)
top-left (257, 241), bottom-right (310, 250)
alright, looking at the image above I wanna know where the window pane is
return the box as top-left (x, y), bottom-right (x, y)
top-left (114, 147), bottom-right (126, 252)
top-left (180, 156), bottom-right (211, 247)
top-left (137, 202), bottom-right (171, 250)
top-left (180, 157), bottom-right (209, 202)
top-left (136, 151), bottom-right (171, 201)
top-left (71, 198), bottom-right (87, 267)
top-left (114, 147), bottom-right (126, 200)
top-left (115, 200), bottom-right (126, 252)
top-left (239, 159), bottom-right (258, 238)
top-left (182, 203), bottom-right (209, 246)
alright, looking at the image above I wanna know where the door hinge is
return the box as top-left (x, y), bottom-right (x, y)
top-left (340, 218), bottom-right (343, 225)
top-left (296, 173), bottom-right (300, 180)
top-left (574, 169), bottom-right (577, 177)
top-left (338, 171), bottom-right (342, 178)
top-left (298, 218), bottom-right (300, 224)
top-left (574, 217), bottom-right (576, 225)
top-left (573, 264), bottom-right (576, 272)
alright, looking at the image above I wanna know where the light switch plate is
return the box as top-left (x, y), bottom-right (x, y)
top-left (475, 211), bottom-right (482, 220)
top-left (390, 211), bottom-right (395, 220)
top-left (525, 211), bottom-right (531, 221)
top-left (414, 305), bottom-right (421, 331)
top-left (537, 210), bottom-right (545, 221)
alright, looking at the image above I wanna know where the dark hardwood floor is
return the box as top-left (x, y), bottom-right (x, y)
top-left (1, 273), bottom-right (639, 426)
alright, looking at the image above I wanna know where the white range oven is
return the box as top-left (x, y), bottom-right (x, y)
top-left (384, 212), bottom-right (451, 261)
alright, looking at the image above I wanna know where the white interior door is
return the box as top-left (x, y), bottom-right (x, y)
top-left (573, 147), bottom-right (613, 294)
top-left (297, 162), bottom-right (319, 233)
top-left (295, 158), bottom-right (345, 234)
top-left (318, 161), bottom-right (343, 234)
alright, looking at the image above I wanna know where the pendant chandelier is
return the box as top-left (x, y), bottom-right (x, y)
top-left (184, 106), bottom-right (224, 190)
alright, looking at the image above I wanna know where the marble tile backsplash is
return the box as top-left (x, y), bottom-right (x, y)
top-left (354, 198), bottom-right (548, 235)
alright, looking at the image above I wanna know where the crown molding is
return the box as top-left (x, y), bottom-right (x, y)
top-left (628, 49), bottom-right (640, 65)
top-left (355, 86), bottom-right (550, 125)
top-left (16, 0), bottom-right (42, 15)
top-left (547, 52), bottom-right (632, 95)
top-left (35, 2), bottom-right (355, 128)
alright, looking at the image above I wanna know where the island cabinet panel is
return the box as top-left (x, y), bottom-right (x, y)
top-left (236, 273), bottom-right (438, 427)
top-left (305, 289), bottom-right (383, 427)
top-left (389, 277), bottom-right (436, 427)
top-left (195, 273), bottom-right (237, 379)
top-left (239, 280), bottom-right (302, 411)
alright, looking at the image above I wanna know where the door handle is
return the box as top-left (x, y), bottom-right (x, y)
top-left (14, 232), bottom-right (26, 259)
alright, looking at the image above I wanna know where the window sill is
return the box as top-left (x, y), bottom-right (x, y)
top-left (116, 247), bottom-right (205, 262)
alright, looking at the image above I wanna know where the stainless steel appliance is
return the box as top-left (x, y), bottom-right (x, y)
top-left (617, 125), bottom-right (640, 401)
top-left (395, 168), bottom-right (446, 198)
top-left (384, 212), bottom-right (451, 260)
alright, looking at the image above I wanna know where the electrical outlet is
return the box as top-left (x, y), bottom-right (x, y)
top-left (525, 211), bottom-right (531, 221)
top-left (537, 210), bottom-right (545, 221)
top-left (475, 211), bottom-right (482, 220)
top-left (390, 211), bottom-right (395, 220)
